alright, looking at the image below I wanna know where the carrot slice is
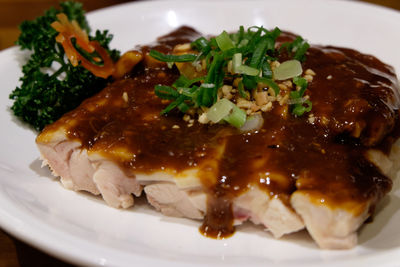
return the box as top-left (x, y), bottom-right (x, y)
top-left (51, 13), bottom-right (115, 79)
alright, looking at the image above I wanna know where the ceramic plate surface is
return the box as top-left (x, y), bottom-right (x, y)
top-left (1, 0), bottom-right (400, 266)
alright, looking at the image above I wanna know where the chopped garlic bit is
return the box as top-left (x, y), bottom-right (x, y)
top-left (237, 98), bottom-right (253, 109)
top-left (174, 43), bottom-right (191, 52)
top-left (183, 114), bottom-right (191, 122)
top-left (305, 69), bottom-right (316, 76)
top-left (198, 112), bottom-right (209, 124)
top-left (278, 94), bottom-right (289, 106)
top-left (261, 102), bottom-right (273, 112)
top-left (122, 92), bottom-right (128, 103)
top-left (221, 85), bottom-right (233, 100)
top-left (308, 113), bottom-right (315, 124)
top-left (270, 61), bottom-right (280, 70)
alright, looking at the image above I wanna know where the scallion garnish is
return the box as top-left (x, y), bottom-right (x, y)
top-left (191, 37), bottom-right (211, 55)
top-left (237, 80), bottom-right (247, 98)
top-left (150, 25), bottom-right (312, 128)
top-left (257, 77), bottom-right (280, 96)
top-left (223, 105), bottom-right (247, 128)
top-left (292, 99), bottom-right (312, 116)
top-left (154, 85), bottom-right (179, 100)
top-left (261, 60), bottom-right (273, 78)
top-left (273, 60), bottom-right (303, 81)
top-left (289, 77), bottom-right (311, 116)
top-left (236, 65), bottom-right (260, 76)
top-left (232, 53), bottom-right (243, 73)
top-left (215, 31), bottom-right (235, 51)
top-left (207, 98), bottom-right (235, 123)
top-left (206, 98), bottom-right (247, 128)
top-left (149, 50), bottom-right (198, 62)
top-left (280, 36), bottom-right (310, 62)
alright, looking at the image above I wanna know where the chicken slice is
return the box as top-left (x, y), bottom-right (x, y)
top-left (291, 139), bottom-right (400, 249)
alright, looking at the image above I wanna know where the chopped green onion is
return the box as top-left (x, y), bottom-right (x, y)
top-left (273, 60), bottom-right (303, 80)
top-left (269, 27), bottom-right (282, 40)
top-left (240, 113), bottom-right (264, 132)
top-left (161, 95), bottom-right (187, 114)
top-left (224, 105), bottom-right (247, 128)
top-left (207, 98), bottom-right (247, 128)
top-left (232, 53), bottom-right (242, 73)
top-left (185, 76), bottom-right (205, 87)
top-left (206, 98), bottom-right (235, 123)
top-left (290, 77), bottom-right (311, 116)
top-left (155, 85), bottom-right (179, 100)
top-left (177, 101), bottom-right (190, 113)
top-left (261, 60), bottom-right (273, 78)
top-left (280, 36), bottom-right (310, 62)
top-left (178, 87), bottom-right (196, 98)
top-left (238, 25), bottom-right (245, 43)
top-left (242, 75), bottom-right (258, 90)
top-left (237, 80), bottom-right (247, 98)
top-left (209, 37), bottom-right (218, 48)
top-left (293, 39), bottom-right (310, 62)
top-left (236, 65), bottom-right (260, 76)
top-left (149, 50), bottom-right (197, 62)
top-left (205, 53), bottom-right (224, 84)
top-left (237, 39), bottom-right (249, 48)
top-left (257, 77), bottom-right (280, 95)
top-left (245, 27), bottom-right (264, 53)
top-left (292, 99), bottom-right (312, 116)
top-left (201, 83), bottom-right (215, 88)
top-left (174, 75), bottom-right (204, 89)
top-left (287, 96), bottom-right (307, 105)
top-left (203, 53), bottom-right (225, 105)
top-left (191, 37), bottom-right (211, 54)
top-left (293, 76), bottom-right (308, 96)
top-left (249, 36), bottom-right (273, 68)
top-left (173, 75), bottom-right (191, 88)
top-left (215, 31), bottom-right (235, 51)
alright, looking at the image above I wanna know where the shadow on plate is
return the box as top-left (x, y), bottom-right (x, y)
top-left (236, 221), bottom-right (316, 249)
top-left (29, 158), bottom-right (55, 180)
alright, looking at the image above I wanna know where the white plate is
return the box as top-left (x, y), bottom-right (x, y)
top-left (1, 0), bottom-right (400, 266)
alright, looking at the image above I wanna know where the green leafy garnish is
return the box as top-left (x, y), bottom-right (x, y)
top-left (149, 50), bottom-right (197, 63)
top-left (273, 60), bottom-right (303, 81)
top-left (223, 104), bottom-right (247, 128)
top-left (206, 98), bottom-right (247, 128)
top-left (290, 77), bottom-right (312, 116)
top-left (215, 31), bottom-right (235, 51)
top-left (9, 1), bottom-right (120, 131)
top-left (257, 77), bottom-right (280, 96)
top-left (280, 36), bottom-right (310, 62)
top-left (150, 25), bottom-right (312, 127)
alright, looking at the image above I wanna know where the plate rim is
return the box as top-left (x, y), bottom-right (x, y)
top-left (1, 0), bottom-right (400, 266)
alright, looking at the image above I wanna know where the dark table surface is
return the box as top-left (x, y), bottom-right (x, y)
top-left (1, 0), bottom-right (400, 266)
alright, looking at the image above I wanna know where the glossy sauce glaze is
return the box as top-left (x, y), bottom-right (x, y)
top-left (49, 26), bottom-right (399, 238)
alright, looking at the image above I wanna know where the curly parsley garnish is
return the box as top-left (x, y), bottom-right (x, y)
top-left (9, 1), bottom-right (120, 131)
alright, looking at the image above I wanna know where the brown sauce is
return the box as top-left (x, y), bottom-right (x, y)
top-left (50, 26), bottom-right (399, 238)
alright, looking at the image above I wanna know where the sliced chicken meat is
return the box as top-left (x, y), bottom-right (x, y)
top-left (36, 26), bottom-right (400, 249)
